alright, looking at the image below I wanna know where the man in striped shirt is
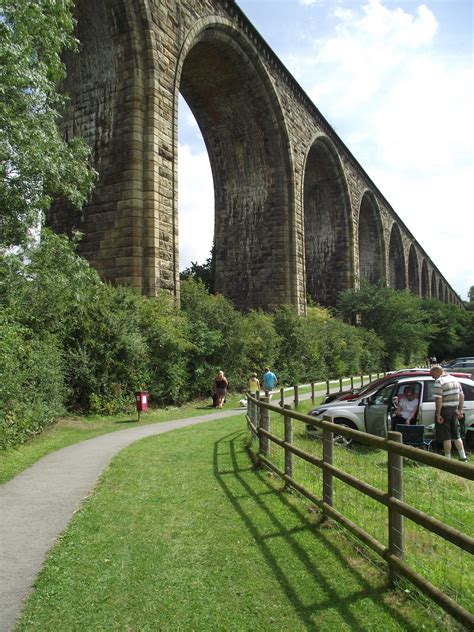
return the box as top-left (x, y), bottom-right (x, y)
top-left (430, 365), bottom-right (467, 461)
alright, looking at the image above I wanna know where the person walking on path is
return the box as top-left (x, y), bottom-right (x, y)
top-left (262, 367), bottom-right (278, 400)
top-left (430, 365), bottom-right (467, 461)
top-left (213, 370), bottom-right (228, 409)
top-left (248, 372), bottom-right (260, 396)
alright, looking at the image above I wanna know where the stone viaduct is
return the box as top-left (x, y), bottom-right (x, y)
top-left (47, 0), bottom-right (463, 313)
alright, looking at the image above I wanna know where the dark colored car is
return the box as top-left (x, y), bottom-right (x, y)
top-left (322, 369), bottom-right (471, 405)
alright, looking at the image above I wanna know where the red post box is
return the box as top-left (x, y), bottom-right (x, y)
top-left (135, 391), bottom-right (149, 421)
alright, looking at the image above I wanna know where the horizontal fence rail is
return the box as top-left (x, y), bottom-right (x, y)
top-left (246, 393), bottom-right (474, 629)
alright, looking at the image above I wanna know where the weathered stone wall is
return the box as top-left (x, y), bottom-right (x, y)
top-left (47, 0), bottom-right (463, 311)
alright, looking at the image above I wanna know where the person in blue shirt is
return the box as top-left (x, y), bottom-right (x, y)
top-left (262, 367), bottom-right (278, 399)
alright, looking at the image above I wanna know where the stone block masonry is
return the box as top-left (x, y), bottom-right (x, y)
top-left (47, 0), bottom-right (462, 312)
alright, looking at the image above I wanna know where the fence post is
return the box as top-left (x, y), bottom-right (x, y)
top-left (322, 425), bottom-right (334, 521)
top-left (259, 401), bottom-right (270, 458)
top-left (326, 379), bottom-right (330, 395)
top-left (360, 375), bottom-right (364, 386)
top-left (280, 387), bottom-right (285, 408)
top-left (255, 390), bottom-right (261, 431)
top-left (311, 382), bottom-right (315, 403)
top-left (294, 384), bottom-right (299, 408)
top-left (388, 430), bottom-right (404, 584)
top-left (350, 376), bottom-right (354, 390)
top-left (339, 377), bottom-right (343, 391)
top-left (284, 408), bottom-right (293, 486)
top-left (369, 373), bottom-right (372, 383)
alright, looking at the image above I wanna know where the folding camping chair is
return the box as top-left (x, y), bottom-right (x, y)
top-left (395, 424), bottom-right (432, 450)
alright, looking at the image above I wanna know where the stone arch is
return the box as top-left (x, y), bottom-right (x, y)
top-left (358, 192), bottom-right (385, 285)
top-left (175, 18), bottom-right (294, 311)
top-left (421, 259), bottom-right (429, 297)
top-left (388, 224), bottom-right (406, 290)
top-left (408, 245), bottom-right (420, 295)
top-left (431, 270), bottom-right (438, 299)
top-left (303, 135), bottom-right (353, 307)
top-left (438, 278), bottom-right (443, 301)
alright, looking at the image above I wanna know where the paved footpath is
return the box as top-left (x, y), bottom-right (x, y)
top-left (0, 386), bottom-right (336, 631)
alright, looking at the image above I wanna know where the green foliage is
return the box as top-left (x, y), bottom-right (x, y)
top-left (179, 245), bottom-right (215, 293)
top-left (337, 281), bottom-right (431, 369)
top-left (180, 278), bottom-right (246, 393)
top-left (272, 305), bottom-right (308, 384)
top-left (0, 0), bottom-right (95, 248)
top-left (0, 237), bottom-right (411, 449)
top-left (0, 320), bottom-right (64, 449)
top-left (421, 297), bottom-right (474, 359)
top-left (138, 292), bottom-right (191, 405)
top-left (238, 309), bottom-right (280, 376)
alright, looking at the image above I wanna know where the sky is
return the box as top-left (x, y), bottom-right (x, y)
top-left (178, 0), bottom-right (474, 301)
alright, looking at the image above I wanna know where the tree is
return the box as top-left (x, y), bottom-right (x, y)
top-left (180, 245), bottom-right (215, 292)
top-left (0, 0), bottom-right (95, 249)
top-left (466, 286), bottom-right (474, 312)
top-left (337, 282), bottom-right (431, 369)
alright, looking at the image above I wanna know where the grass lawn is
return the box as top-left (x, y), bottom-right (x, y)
top-left (15, 415), bottom-right (446, 631)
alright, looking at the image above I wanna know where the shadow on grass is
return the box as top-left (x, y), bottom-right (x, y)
top-left (213, 430), bottom-right (421, 632)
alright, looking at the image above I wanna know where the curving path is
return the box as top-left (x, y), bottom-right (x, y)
top-left (0, 385), bottom-right (334, 632)
top-left (0, 409), bottom-right (246, 632)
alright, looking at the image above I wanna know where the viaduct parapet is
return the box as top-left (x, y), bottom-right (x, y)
top-left (47, 0), bottom-right (463, 311)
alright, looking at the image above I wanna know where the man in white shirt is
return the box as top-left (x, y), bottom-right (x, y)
top-left (391, 386), bottom-right (419, 429)
top-left (430, 365), bottom-right (467, 461)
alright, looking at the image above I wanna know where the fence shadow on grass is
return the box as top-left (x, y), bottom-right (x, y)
top-left (213, 430), bottom-right (422, 632)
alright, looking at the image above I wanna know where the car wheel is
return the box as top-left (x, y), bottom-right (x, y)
top-left (333, 419), bottom-right (357, 446)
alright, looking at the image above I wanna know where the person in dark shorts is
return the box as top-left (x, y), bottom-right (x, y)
top-left (430, 365), bottom-right (467, 461)
top-left (213, 370), bottom-right (228, 409)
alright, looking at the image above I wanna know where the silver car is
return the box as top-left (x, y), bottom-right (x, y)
top-left (308, 374), bottom-right (474, 446)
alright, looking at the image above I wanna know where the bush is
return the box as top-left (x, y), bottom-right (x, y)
top-left (0, 320), bottom-right (64, 449)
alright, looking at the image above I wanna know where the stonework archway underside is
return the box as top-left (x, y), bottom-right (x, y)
top-left (179, 30), bottom-right (294, 311)
top-left (304, 138), bottom-right (352, 307)
top-left (358, 193), bottom-right (385, 285)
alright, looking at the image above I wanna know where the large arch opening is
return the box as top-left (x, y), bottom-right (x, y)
top-left (421, 259), bottom-right (429, 297)
top-left (303, 136), bottom-right (352, 307)
top-left (388, 224), bottom-right (406, 290)
top-left (178, 26), bottom-right (293, 311)
top-left (408, 245), bottom-right (420, 295)
top-left (358, 192), bottom-right (385, 285)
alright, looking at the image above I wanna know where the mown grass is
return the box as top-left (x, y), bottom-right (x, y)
top-left (15, 416), bottom-right (444, 631)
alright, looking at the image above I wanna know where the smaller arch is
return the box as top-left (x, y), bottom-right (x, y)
top-left (358, 191), bottom-right (386, 285)
top-left (421, 259), bottom-right (429, 297)
top-left (408, 245), bottom-right (420, 295)
top-left (388, 224), bottom-right (406, 290)
top-left (303, 134), bottom-right (353, 307)
top-left (430, 270), bottom-right (437, 299)
top-left (438, 278), bottom-right (443, 301)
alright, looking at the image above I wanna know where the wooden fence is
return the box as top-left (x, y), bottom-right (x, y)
top-left (246, 394), bottom-right (474, 629)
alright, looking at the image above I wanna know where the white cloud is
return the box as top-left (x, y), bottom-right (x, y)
top-left (287, 0), bottom-right (473, 298)
top-left (178, 142), bottom-right (214, 270)
top-left (178, 1), bottom-right (474, 299)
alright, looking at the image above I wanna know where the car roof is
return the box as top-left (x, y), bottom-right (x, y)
top-left (388, 375), bottom-right (474, 386)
